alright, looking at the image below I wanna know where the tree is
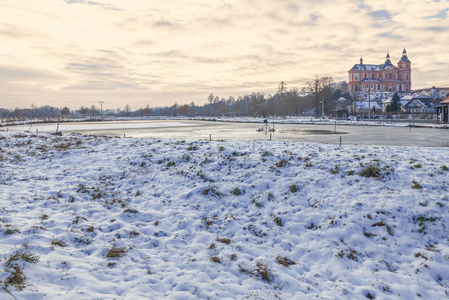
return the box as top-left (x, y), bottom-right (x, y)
top-left (90, 105), bottom-right (97, 117)
top-left (278, 81), bottom-right (287, 93)
top-left (208, 93), bottom-right (214, 115)
top-left (304, 76), bottom-right (334, 118)
top-left (142, 104), bottom-right (152, 117)
top-left (178, 104), bottom-right (189, 115)
top-left (61, 107), bottom-right (70, 116)
top-left (387, 92), bottom-right (400, 112)
top-left (124, 104), bottom-right (131, 116)
top-left (219, 107), bottom-right (229, 115)
top-left (78, 106), bottom-right (88, 116)
top-left (12, 107), bottom-right (22, 117)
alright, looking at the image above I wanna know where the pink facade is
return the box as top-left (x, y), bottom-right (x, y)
top-left (348, 49), bottom-right (411, 94)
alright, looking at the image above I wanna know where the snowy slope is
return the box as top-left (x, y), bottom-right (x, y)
top-left (0, 132), bottom-right (448, 299)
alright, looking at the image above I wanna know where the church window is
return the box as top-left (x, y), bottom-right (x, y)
top-left (371, 74), bottom-right (374, 79)
top-left (389, 73), bottom-right (392, 79)
top-left (364, 74), bottom-right (367, 79)
top-left (406, 75), bottom-right (409, 80)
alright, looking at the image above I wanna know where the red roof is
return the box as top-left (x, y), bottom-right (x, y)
top-left (440, 95), bottom-right (449, 104)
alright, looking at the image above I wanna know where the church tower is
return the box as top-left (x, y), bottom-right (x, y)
top-left (397, 48), bottom-right (411, 92)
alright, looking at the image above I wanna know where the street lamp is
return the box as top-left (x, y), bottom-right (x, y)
top-left (98, 101), bottom-right (105, 119)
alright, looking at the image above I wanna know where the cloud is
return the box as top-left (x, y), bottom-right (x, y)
top-left (1, 0), bottom-right (449, 108)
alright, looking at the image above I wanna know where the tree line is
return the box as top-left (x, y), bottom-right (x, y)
top-left (1, 76), bottom-right (353, 120)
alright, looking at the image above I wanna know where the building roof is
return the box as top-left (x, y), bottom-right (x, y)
top-left (355, 101), bottom-right (382, 110)
top-left (440, 95), bottom-right (449, 105)
top-left (404, 98), bottom-right (434, 108)
top-left (349, 63), bottom-right (398, 72)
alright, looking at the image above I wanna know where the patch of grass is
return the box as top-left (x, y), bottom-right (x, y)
top-left (414, 253), bottom-right (428, 260)
top-left (255, 260), bottom-right (272, 283)
top-left (129, 230), bottom-right (140, 237)
top-left (363, 231), bottom-right (376, 237)
top-left (72, 216), bottom-right (88, 224)
top-left (51, 239), bottom-right (67, 247)
top-left (348, 170), bottom-right (355, 176)
top-left (289, 184), bottom-right (298, 193)
top-left (230, 187), bottom-right (243, 196)
top-left (5, 265), bottom-right (26, 290)
top-left (261, 151), bottom-right (273, 157)
top-left (217, 237), bottom-right (231, 244)
top-left (210, 256), bottom-right (220, 263)
top-left (337, 249), bottom-right (358, 261)
top-left (166, 161), bottom-right (175, 167)
top-left (5, 249), bottom-right (39, 266)
top-left (276, 256), bottom-right (296, 267)
top-left (275, 159), bottom-right (288, 168)
top-left (329, 165), bottom-right (340, 174)
top-left (359, 165), bottom-right (381, 178)
top-left (411, 180), bottom-right (422, 189)
top-left (4, 227), bottom-right (20, 235)
top-left (85, 225), bottom-right (95, 232)
top-left (106, 246), bottom-right (127, 258)
top-left (74, 236), bottom-right (92, 245)
top-left (411, 163), bottom-right (422, 169)
top-left (386, 225), bottom-right (394, 236)
top-left (274, 216), bottom-right (283, 226)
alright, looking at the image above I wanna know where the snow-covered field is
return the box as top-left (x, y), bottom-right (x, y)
top-left (1, 132), bottom-right (449, 299)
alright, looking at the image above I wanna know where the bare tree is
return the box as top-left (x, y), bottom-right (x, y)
top-left (90, 105), bottom-right (96, 118)
top-left (61, 107), bottom-right (70, 116)
top-left (78, 106), bottom-right (88, 117)
top-left (142, 104), bottom-right (152, 118)
top-left (124, 104), bottom-right (131, 116)
top-left (12, 107), bottom-right (22, 118)
top-left (208, 93), bottom-right (214, 115)
top-left (178, 104), bottom-right (189, 115)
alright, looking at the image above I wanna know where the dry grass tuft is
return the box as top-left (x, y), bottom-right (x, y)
top-left (217, 237), bottom-right (231, 244)
top-left (106, 246), bottom-right (127, 258)
top-left (5, 265), bottom-right (26, 290)
top-left (276, 256), bottom-right (296, 267)
top-left (210, 256), bottom-right (220, 263)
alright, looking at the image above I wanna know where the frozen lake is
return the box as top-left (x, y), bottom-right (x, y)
top-left (4, 120), bottom-right (449, 147)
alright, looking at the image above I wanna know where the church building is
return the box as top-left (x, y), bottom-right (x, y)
top-left (348, 49), bottom-right (411, 94)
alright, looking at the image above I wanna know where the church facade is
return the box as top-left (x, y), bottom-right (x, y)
top-left (348, 49), bottom-right (411, 95)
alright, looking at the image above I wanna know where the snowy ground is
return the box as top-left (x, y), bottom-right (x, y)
top-left (1, 132), bottom-right (449, 299)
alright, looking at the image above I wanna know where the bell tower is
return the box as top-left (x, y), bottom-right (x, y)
top-left (397, 48), bottom-right (411, 92)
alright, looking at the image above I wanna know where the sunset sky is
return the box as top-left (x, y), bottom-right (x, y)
top-left (1, 0), bottom-right (449, 110)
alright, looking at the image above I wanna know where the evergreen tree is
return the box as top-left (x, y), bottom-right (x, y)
top-left (391, 92), bottom-right (400, 112)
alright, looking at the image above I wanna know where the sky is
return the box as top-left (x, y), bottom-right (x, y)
top-left (1, 0), bottom-right (449, 110)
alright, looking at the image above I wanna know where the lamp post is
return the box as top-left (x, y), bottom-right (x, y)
top-left (98, 101), bottom-right (105, 119)
top-left (368, 85), bottom-right (371, 120)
